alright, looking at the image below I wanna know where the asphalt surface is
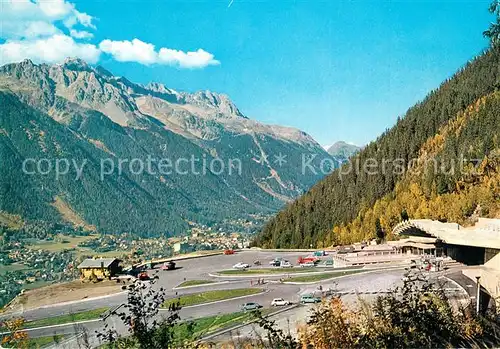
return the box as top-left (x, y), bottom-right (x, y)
top-left (3, 250), bottom-right (305, 321)
top-left (0, 250), bottom-right (470, 348)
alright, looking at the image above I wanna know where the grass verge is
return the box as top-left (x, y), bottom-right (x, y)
top-left (0, 263), bottom-right (31, 275)
top-left (162, 288), bottom-right (262, 308)
top-left (27, 335), bottom-right (65, 348)
top-left (27, 234), bottom-right (96, 252)
top-left (285, 269), bottom-right (367, 283)
top-left (99, 309), bottom-right (275, 347)
top-left (22, 307), bottom-right (109, 329)
top-left (176, 280), bottom-right (216, 288)
top-left (175, 308), bottom-right (274, 340)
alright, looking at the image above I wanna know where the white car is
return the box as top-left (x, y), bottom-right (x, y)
top-left (280, 261), bottom-right (293, 268)
top-left (233, 262), bottom-right (250, 270)
top-left (300, 262), bottom-right (315, 267)
top-left (271, 298), bottom-right (290, 306)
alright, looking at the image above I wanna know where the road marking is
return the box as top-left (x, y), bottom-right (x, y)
top-left (209, 266), bottom-right (404, 279)
top-left (282, 267), bottom-right (407, 285)
top-left (172, 280), bottom-right (232, 290)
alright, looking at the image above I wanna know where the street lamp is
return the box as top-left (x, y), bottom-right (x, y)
top-left (476, 276), bottom-right (481, 314)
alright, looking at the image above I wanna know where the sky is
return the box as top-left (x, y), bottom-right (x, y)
top-left (0, 0), bottom-right (494, 147)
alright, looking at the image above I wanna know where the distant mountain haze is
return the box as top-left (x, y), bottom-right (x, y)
top-left (327, 141), bottom-right (361, 161)
top-left (0, 58), bottom-right (339, 236)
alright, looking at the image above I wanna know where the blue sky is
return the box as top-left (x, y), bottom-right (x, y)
top-left (1, 0), bottom-right (494, 147)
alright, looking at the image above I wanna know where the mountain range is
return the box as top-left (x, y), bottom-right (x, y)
top-left (0, 58), bottom-right (335, 236)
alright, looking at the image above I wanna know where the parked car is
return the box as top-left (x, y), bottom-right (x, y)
top-left (316, 259), bottom-right (334, 268)
top-left (313, 250), bottom-right (327, 257)
top-left (280, 261), bottom-right (293, 268)
top-left (138, 272), bottom-right (150, 281)
top-left (224, 249), bottom-right (235, 255)
top-left (233, 262), bottom-right (250, 270)
top-left (300, 294), bottom-right (321, 304)
top-left (242, 302), bottom-right (262, 311)
top-left (297, 256), bottom-right (318, 264)
top-left (271, 298), bottom-right (290, 306)
top-left (160, 261), bottom-right (176, 270)
top-left (269, 257), bottom-right (283, 266)
top-left (299, 261), bottom-right (315, 268)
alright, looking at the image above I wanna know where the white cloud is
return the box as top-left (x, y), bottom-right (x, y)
top-left (0, 0), bottom-right (100, 66)
top-left (37, 0), bottom-right (73, 18)
top-left (158, 48), bottom-right (220, 68)
top-left (0, 34), bottom-right (101, 66)
top-left (2, 20), bottom-right (60, 39)
top-left (0, 1), bottom-right (219, 70)
top-left (70, 29), bottom-right (93, 39)
top-left (0, 0), bottom-right (95, 40)
top-left (73, 10), bottom-right (95, 29)
top-left (64, 10), bottom-right (95, 30)
top-left (100, 39), bottom-right (220, 69)
top-left (25, 21), bottom-right (60, 38)
top-left (99, 39), bottom-right (158, 65)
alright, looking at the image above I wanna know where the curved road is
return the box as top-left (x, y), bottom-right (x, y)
top-left (1, 250), bottom-right (417, 347)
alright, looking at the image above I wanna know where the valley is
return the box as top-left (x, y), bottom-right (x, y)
top-left (0, 59), bottom-right (336, 237)
top-left (1, 0), bottom-right (500, 348)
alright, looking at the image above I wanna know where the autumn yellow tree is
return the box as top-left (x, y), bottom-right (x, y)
top-left (1, 318), bottom-right (28, 349)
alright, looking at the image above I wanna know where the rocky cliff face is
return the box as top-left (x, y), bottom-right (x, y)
top-left (0, 58), bottom-right (335, 235)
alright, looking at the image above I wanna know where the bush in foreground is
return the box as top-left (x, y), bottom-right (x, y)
top-left (96, 270), bottom-right (500, 349)
top-left (297, 272), bottom-right (496, 349)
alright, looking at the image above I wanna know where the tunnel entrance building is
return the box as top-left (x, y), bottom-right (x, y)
top-left (393, 218), bottom-right (500, 311)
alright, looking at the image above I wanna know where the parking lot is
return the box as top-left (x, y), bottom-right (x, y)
top-left (3, 249), bottom-right (469, 348)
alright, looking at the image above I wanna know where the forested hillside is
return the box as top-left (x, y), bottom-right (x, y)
top-left (254, 46), bottom-right (500, 249)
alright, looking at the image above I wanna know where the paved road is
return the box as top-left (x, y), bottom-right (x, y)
top-left (2, 250), bottom-right (429, 348)
top-left (209, 270), bottom-right (471, 343)
top-left (24, 270), bottom-right (412, 346)
top-left (30, 267), bottom-right (470, 349)
top-left (2, 250), bottom-right (306, 321)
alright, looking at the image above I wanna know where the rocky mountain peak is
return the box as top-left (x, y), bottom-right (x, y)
top-left (184, 90), bottom-right (245, 118)
top-left (0, 58), bottom-right (45, 78)
top-left (0, 58), bottom-right (323, 146)
top-left (94, 65), bottom-right (114, 77)
top-left (145, 82), bottom-right (179, 96)
top-left (327, 141), bottom-right (361, 159)
top-left (59, 57), bottom-right (94, 73)
top-left (20, 58), bottom-right (35, 66)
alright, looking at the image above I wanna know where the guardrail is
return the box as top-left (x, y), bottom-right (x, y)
top-left (132, 250), bottom-right (228, 269)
